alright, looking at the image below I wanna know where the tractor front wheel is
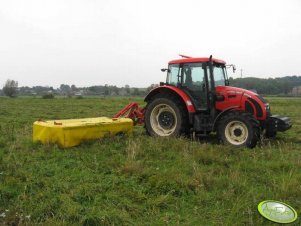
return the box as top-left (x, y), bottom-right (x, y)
top-left (145, 96), bottom-right (188, 137)
top-left (217, 111), bottom-right (260, 148)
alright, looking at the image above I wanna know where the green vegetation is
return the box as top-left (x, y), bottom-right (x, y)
top-left (42, 93), bottom-right (55, 99)
top-left (230, 76), bottom-right (301, 95)
top-left (2, 79), bottom-right (18, 97)
top-left (0, 96), bottom-right (301, 225)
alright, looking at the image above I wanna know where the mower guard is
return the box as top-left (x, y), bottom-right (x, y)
top-left (33, 117), bottom-right (133, 148)
top-left (265, 115), bottom-right (292, 133)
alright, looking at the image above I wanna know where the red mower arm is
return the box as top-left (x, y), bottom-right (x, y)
top-left (113, 102), bottom-right (145, 125)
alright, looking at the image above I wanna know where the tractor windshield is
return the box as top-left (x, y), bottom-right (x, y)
top-left (213, 64), bottom-right (227, 86)
top-left (167, 63), bottom-right (228, 87)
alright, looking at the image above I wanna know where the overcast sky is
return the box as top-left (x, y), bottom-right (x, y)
top-left (0, 0), bottom-right (300, 88)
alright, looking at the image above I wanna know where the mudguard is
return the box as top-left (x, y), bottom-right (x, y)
top-left (144, 85), bottom-right (196, 113)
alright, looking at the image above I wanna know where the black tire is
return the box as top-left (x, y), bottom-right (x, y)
top-left (217, 111), bottom-right (260, 148)
top-left (144, 94), bottom-right (189, 137)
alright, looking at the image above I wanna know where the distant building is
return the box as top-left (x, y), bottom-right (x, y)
top-left (75, 91), bottom-right (84, 97)
top-left (118, 88), bottom-right (129, 96)
top-left (291, 86), bottom-right (301, 95)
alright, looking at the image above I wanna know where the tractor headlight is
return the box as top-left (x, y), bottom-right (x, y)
top-left (265, 103), bottom-right (271, 116)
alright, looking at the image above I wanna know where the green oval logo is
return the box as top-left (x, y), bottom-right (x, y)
top-left (258, 200), bottom-right (298, 224)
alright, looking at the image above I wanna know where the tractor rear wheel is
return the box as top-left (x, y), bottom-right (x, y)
top-left (217, 111), bottom-right (260, 148)
top-left (145, 95), bottom-right (188, 137)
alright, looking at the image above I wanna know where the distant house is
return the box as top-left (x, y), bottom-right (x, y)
top-left (291, 86), bottom-right (301, 95)
top-left (119, 88), bottom-right (128, 96)
top-left (75, 91), bottom-right (83, 97)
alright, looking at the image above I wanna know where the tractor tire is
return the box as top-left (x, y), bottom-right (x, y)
top-left (217, 111), bottom-right (260, 148)
top-left (145, 95), bottom-right (189, 137)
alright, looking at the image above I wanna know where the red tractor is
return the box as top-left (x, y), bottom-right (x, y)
top-left (115, 55), bottom-right (291, 148)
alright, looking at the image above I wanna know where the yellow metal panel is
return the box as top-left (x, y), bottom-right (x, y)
top-left (33, 117), bottom-right (133, 148)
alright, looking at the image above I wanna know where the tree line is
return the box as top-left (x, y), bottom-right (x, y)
top-left (229, 75), bottom-right (301, 95)
top-left (1, 76), bottom-right (301, 97)
top-left (0, 81), bottom-right (158, 97)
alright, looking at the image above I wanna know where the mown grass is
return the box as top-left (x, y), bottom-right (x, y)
top-left (0, 96), bottom-right (301, 225)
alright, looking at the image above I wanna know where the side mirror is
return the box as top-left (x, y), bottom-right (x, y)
top-left (226, 64), bottom-right (236, 73)
top-left (232, 65), bottom-right (236, 73)
top-left (161, 68), bottom-right (170, 72)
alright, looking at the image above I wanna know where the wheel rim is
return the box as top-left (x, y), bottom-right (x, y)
top-left (150, 104), bottom-right (177, 136)
top-left (224, 120), bottom-right (248, 145)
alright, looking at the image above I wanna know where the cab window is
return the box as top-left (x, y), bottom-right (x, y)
top-left (213, 64), bottom-right (226, 86)
top-left (167, 64), bottom-right (181, 85)
top-left (182, 63), bottom-right (205, 89)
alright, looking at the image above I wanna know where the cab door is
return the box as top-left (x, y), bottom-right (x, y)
top-left (181, 63), bottom-right (208, 111)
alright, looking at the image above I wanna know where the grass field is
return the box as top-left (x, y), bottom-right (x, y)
top-left (0, 96), bottom-right (301, 225)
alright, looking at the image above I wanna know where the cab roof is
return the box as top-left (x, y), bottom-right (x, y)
top-left (169, 57), bottom-right (226, 65)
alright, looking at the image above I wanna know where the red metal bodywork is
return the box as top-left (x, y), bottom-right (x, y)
top-left (144, 86), bottom-right (196, 113)
top-left (215, 86), bottom-right (268, 120)
top-left (169, 57), bottom-right (226, 65)
top-left (113, 102), bottom-right (145, 125)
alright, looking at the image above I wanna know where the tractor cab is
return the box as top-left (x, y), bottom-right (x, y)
top-left (165, 57), bottom-right (228, 111)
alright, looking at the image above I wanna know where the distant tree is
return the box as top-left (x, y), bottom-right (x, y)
top-left (42, 93), bottom-right (55, 99)
top-left (60, 84), bottom-right (71, 95)
top-left (31, 86), bottom-right (50, 95)
top-left (104, 84), bottom-right (110, 96)
top-left (71, 84), bottom-right (77, 92)
top-left (146, 83), bottom-right (159, 93)
top-left (230, 76), bottom-right (301, 95)
top-left (125, 84), bottom-right (130, 95)
top-left (132, 88), bottom-right (140, 96)
top-left (111, 86), bottom-right (119, 95)
top-left (3, 79), bottom-right (18, 97)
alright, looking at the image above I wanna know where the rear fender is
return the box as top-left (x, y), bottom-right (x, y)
top-left (144, 86), bottom-right (196, 113)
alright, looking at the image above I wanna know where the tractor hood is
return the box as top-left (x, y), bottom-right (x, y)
top-left (215, 85), bottom-right (269, 120)
top-left (216, 86), bottom-right (258, 99)
top-left (215, 85), bottom-right (263, 109)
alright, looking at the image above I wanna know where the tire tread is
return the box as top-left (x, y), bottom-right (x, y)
top-left (144, 93), bottom-right (189, 136)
